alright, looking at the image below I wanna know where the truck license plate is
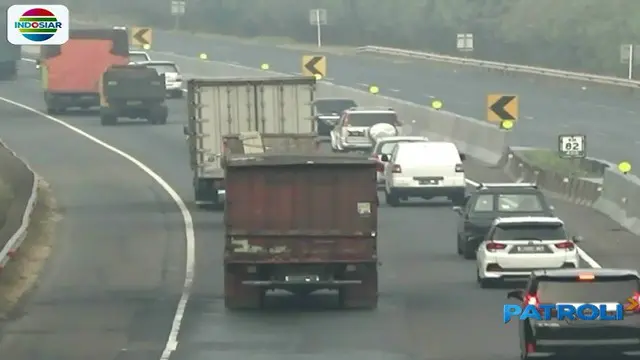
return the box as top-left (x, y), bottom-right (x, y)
top-left (284, 275), bottom-right (320, 282)
top-left (419, 179), bottom-right (438, 185)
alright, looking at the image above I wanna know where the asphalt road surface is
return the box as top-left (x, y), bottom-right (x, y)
top-left (147, 29), bottom-right (640, 166)
top-left (0, 63), bottom-right (186, 360)
top-left (1, 56), bottom-right (639, 360)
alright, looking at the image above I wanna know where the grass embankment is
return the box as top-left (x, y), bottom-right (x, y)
top-left (0, 179), bottom-right (14, 230)
top-left (0, 182), bottom-right (58, 316)
top-left (518, 149), bottom-right (601, 178)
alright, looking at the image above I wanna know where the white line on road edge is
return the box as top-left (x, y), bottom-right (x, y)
top-left (464, 178), bottom-right (601, 269)
top-left (0, 96), bottom-right (195, 360)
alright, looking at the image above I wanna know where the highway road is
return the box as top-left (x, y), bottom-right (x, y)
top-left (147, 29), bottom-right (640, 166)
top-left (1, 53), bottom-right (639, 360)
top-left (0, 63), bottom-right (186, 360)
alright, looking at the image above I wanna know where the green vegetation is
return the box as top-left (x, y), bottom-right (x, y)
top-left (68, 0), bottom-right (640, 77)
top-left (518, 150), bottom-right (600, 178)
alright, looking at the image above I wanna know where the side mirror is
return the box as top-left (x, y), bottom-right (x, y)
top-left (452, 206), bottom-right (462, 214)
top-left (380, 154), bottom-right (389, 162)
top-left (507, 290), bottom-right (524, 301)
top-left (459, 153), bottom-right (466, 161)
top-left (183, 126), bottom-right (189, 136)
top-left (572, 235), bottom-right (583, 243)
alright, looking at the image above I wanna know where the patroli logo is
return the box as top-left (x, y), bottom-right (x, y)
top-left (6, 4), bottom-right (69, 45)
top-left (503, 298), bottom-right (640, 324)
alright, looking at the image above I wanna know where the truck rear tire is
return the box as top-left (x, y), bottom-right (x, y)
top-left (224, 266), bottom-right (264, 310)
top-left (338, 264), bottom-right (378, 310)
top-left (44, 93), bottom-right (66, 115)
top-left (0, 62), bottom-right (17, 81)
top-left (149, 104), bottom-right (168, 125)
top-left (99, 107), bottom-right (117, 126)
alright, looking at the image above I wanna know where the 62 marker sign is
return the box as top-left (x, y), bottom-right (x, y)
top-left (558, 134), bottom-right (586, 159)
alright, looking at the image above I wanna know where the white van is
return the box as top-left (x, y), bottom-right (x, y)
top-left (381, 141), bottom-right (466, 206)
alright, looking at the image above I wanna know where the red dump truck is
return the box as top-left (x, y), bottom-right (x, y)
top-left (40, 29), bottom-right (129, 114)
top-left (223, 153), bottom-right (379, 310)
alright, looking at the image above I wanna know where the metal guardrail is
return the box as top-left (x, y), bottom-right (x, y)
top-left (0, 143), bottom-right (39, 270)
top-left (355, 45), bottom-right (640, 88)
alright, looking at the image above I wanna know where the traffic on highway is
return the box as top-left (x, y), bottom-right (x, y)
top-left (1, 15), bottom-right (640, 360)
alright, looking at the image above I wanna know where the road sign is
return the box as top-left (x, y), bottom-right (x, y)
top-left (131, 27), bottom-right (152, 47)
top-left (457, 33), bottom-right (473, 52)
top-left (558, 134), bottom-right (586, 159)
top-left (302, 55), bottom-right (326, 77)
top-left (487, 94), bottom-right (518, 122)
top-left (309, 9), bottom-right (327, 25)
top-left (171, 0), bottom-right (185, 15)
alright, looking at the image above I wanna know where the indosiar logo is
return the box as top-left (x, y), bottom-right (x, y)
top-left (7, 5), bottom-right (69, 45)
top-left (503, 302), bottom-right (627, 324)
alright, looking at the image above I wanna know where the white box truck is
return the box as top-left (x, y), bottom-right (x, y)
top-left (184, 76), bottom-right (317, 208)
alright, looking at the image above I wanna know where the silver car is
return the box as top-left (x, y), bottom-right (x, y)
top-left (330, 107), bottom-right (401, 152)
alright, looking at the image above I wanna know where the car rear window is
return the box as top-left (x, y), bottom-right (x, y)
top-left (536, 278), bottom-right (640, 303)
top-left (347, 113), bottom-right (398, 127)
top-left (498, 194), bottom-right (543, 212)
top-left (378, 140), bottom-right (426, 155)
top-left (129, 53), bottom-right (149, 62)
top-left (148, 64), bottom-right (178, 74)
top-left (493, 223), bottom-right (566, 240)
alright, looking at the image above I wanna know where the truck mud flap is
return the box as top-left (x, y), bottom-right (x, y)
top-left (224, 265), bottom-right (264, 310)
top-left (338, 264), bottom-right (378, 310)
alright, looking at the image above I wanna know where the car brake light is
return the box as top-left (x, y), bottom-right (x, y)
top-left (392, 164), bottom-right (402, 173)
top-left (523, 293), bottom-right (545, 315)
top-left (485, 242), bottom-right (506, 251)
top-left (455, 163), bottom-right (463, 172)
top-left (554, 241), bottom-right (575, 250)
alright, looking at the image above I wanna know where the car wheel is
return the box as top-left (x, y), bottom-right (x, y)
top-left (385, 191), bottom-right (400, 207)
top-left (477, 269), bottom-right (493, 289)
top-left (463, 242), bottom-right (476, 260)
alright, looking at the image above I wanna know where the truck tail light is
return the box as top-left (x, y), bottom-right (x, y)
top-left (392, 164), bottom-right (402, 173)
top-left (455, 163), bottom-right (464, 172)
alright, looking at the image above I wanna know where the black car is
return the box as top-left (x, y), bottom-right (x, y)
top-left (508, 268), bottom-right (640, 359)
top-left (455, 183), bottom-right (554, 259)
top-left (312, 98), bottom-right (357, 136)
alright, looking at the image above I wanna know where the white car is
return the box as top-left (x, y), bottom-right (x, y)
top-left (370, 136), bottom-right (429, 189)
top-left (129, 51), bottom-right (151, 64)
top-left (136, 61), bottom-right (183, 98)
top-left (382, 141), bottom-right (466, 206)
top-left (476, 216), bottom-right (581, 288)
top-left (330, 107), bottom-right (400, 152)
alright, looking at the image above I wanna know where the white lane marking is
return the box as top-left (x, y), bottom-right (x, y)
top-left (463, 178), bottom-right (600, 269)
top-left (0, 96), bottom-right (195, 359)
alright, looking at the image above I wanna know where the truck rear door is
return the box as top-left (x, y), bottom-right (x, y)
top-left (225, 156), bottom-right (377, 263)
